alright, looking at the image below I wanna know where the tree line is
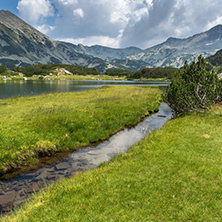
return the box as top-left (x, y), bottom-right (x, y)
top-left (105, 67), bottom-right (178, 80)
top-left (12, 64), bottom-right (99, 77)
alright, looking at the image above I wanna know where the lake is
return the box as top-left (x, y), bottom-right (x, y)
top-left (0, 79), bottom-right (170, 100)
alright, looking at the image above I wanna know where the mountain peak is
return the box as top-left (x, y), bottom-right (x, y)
top-left (0, 9), bottom-right (55, 46)
top-left (208, 24), bottom-right (222, 31)
top-left (0, 10), bottom-right (25, 27)
top-left (0, 10), bottom-right (14, 15)
top-left (206, 24), bottom-right (222, 42)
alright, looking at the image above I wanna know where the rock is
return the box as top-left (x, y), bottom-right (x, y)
top-left (32, 183), bottom-right (41, 192)
top-left (12, 181), bottom-right (17, 185)
top-left (79, 159), bottom-right (89, 165)
top-left (14, 185), bottom-right (23, 191)
top-left (34, 171), bottom-right (49, 181)
top-left (47, 175), bottom-right (57, 180)
top-left (0, 192), bottom-right (16, 212)
top-left (46, 167), bottom-right (55, 172)
top-left (25, 185), bottom-right (36, 194)
top-left (88, 150), bottom-right (99, 155)
top-left (157, 115), bottom-right (167, 118)
top-left (19, 190), bottom-right (26, 197)
top-left (55, 162), bottom-right (71, 170)
top-left (3, 186), bottom-right (13, 192)
top-left (77, 162), bottom-right (83, 167)
top-left (67, 168), bottom-right (77, 176)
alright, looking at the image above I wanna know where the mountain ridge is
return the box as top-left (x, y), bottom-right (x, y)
top-left (64, 24), bottom-right (222, 68)
top-left (0, 10), bottom-right (222, 72)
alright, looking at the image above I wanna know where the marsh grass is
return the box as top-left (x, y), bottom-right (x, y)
top-left (0, 86), bottom-right (162, 173)
top-left (2, 103), bottom-right (222, 221)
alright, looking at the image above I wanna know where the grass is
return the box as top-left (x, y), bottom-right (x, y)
top-left (0, 86), bottom-right (162, 174)
top-left (2, 102), bottom-right (222, 221)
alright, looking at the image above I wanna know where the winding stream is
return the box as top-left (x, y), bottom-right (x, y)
top-left (0, 102), bottom-right (173, 215)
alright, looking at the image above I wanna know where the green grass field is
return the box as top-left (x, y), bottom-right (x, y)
top-left (0, 86), bottom-right (162, 174)
top-left (2, 102), bottom-right (222, 221)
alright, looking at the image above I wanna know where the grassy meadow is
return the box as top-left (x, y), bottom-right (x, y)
top-left (0, 86), bottom-right (162, 174)
top-left (2, 102), bottom-right (222, 221)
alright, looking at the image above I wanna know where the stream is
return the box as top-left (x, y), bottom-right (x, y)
top-left (0, 102), bottom-right (173, 215)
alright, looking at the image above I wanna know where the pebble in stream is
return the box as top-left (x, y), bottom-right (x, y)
top-left (0, 158), bottom-right (95, 214)
top-left (0, 102), bottom-right (173, 215)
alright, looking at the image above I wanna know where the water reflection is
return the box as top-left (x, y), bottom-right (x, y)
top-left (0, 80), bottom-right (170, 100)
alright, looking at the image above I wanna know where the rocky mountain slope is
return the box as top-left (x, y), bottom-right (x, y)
top-left (0, 11), bottom-right (79, 65)
top-left (138, 25), bottom-right (222, 67)
top-left (0, 10), bottom-right (222, 72)
top-left (0, 10), bottom-right (148, 73)
top-left (75, 25), bottom-right (222, 68)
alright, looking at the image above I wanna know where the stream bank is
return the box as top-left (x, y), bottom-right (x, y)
top-left (0, 102), bottom-right (173, 215)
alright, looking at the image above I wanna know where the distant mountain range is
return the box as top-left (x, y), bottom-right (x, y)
top-left (1, 10), bottom-right (222, 73)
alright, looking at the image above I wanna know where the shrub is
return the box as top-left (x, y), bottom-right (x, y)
top-left (166, 55), bottom-right (222, 114)
top-left (0, 65), bottom-right (6, 74)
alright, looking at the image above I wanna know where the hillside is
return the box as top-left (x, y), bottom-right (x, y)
top-left (206, 49), bottom-right (222, 66)
top-left (73, 25), bottom-right (222, 68)
top-left (0, 10), bottom-right (147, 73)
top-left (1, 10), bottom-right (222, 72)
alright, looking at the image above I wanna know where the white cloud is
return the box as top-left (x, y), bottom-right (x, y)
top-left (37, 24), bottom-right (55, 34)
top-left (17, 0), bottom-right (55, 25)
top-left (119, 0), bottom-right (222, 48)
top-left (57, 0), bottom-right (78, 5)
top-left (73, 8), bottom-right (84, 18)
top-left (206, 16), bottom-right (222, 30)
top-left (16, 0), bottom-right (222, 48)
top-left (59, 35), bottom-right (121, 48)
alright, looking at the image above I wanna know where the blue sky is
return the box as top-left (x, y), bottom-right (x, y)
top-left (1, 0), bottom-right (19, 15)
top-left (1, 0), bottom-right (222, 49)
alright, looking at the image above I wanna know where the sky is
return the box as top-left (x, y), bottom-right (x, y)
top-left (1, 0), bottom-right (222, 49)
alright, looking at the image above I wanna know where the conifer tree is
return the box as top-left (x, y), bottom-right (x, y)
top-left (166, 55), bottom-right (222, 114)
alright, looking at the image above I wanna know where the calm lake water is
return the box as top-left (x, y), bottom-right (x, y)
top-left (0, 79), bottom-right (170, 100)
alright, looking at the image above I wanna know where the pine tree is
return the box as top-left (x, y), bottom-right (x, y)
top-left (166, 55), bottom-right (222, 114)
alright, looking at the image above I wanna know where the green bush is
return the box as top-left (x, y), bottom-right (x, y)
top-left (166, 55), bottom-right (222, 114)
top-left (106, 69), bottom-right (134, 77)
top-left (0, 65), bottom-right (6, 74)
top-left (131, 67), bottom-right (178, 80)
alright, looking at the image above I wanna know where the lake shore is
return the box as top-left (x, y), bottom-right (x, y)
top-left (0, 79), bottom-right (170, 100)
